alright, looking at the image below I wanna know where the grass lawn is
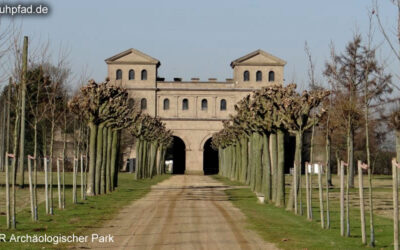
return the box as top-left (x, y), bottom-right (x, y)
top-left (213, 174), bottom-right (395, 250)
top-left (0, 173), bottom-right (170, 250)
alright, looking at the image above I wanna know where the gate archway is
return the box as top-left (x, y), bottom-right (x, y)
top-left (203, 138), bottom-right (219, 175)
top-left (166, 136), bottom-right (186, 174)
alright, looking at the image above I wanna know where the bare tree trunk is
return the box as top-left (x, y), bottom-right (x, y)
top-left (73, 158), bottom-right (77, 204)
top-left (270, 133), bottom-right (277, 203)
top-left (33, 69), bottom-right (40, 220)
top-left (0, 98), bottom-right (5, 172)
top-left (11, 80), bottom-right (22, 229)
top-left (18, 36), bottom-right (28, 188)
top-left (340, 161), bottom-right (345, 236)
top-left (318, 163), bottom-right (324, 228)
top-left (101, 126), bottom-right (107, 194)
top-left (358, 161), bottom-right (366, 244)
top-left (299, 163), bottom-right (303, 216)
top-left (28, 156), bottom-right (34, 220)
top-left (293, 161), bottom-right (298, 214)
top-left (87, 122), bottom-right (97, 196)
top-left (336, 151), bottom-right (340, 176)
top-left (6, 78), bottom-right (11, 157)
top-left (95, 123), bottom-right (104, 195)
top-left (276, 130), bottom-right (285, 207)
top-left (57, 158), bottom-right (62, 209)
top-left (288, 131), bottom-right (303, 212)
top-left (73, 121), bottom-right (80, 203)
top-left (367, 154), bottom-right (375, 247)
top-left (364, 62), bottom-right (375, 246)
top-left (4, 79), bottom-right (11, 228)
top-left (84, 127), bottom-right (88, 198)
top-left (106, 127), bottom-right (112, 193)
top-left (306, 161), bottom-right (311, 220)
top-left (81, 154), bottom-right (85, 200)
top-left (325, 162), bottom-right (330, 228)
top-left (62, 112), bottom-right (67, 209)
top-left (110, 130), bottom-right (118, 189)
top-left (326, 121), bottom-right (332, 187)
top-left (62, 158), bottom-right (65, 208)
top-left (44, 157), bottom-right (49, 214)
top-left (309, 166), bottom-right (313, 220)
top-left (262, 134), bottom-right (271, 202)
top-left (346, 160), bottom-right (351, 237)
top-left (347, 121), bottom-right (355, 188)
top-left (393, 158), bottom-right (399, 250)
top-left (5, 154), bottom-right (11, 228)
top-left (33, 119), bottom-right (38, 220)
top-left (49, 118), bottom-right (55, 215)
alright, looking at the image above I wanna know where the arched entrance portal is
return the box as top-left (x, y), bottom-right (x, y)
top-left (203, 138), bottom-right (219, 175)
top-left (166, 136), bottom-right (186, 174)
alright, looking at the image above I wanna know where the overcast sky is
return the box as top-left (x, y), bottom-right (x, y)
top-left (1, 0), bottom-right (399, 89)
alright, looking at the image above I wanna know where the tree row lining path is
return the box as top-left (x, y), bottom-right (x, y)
top-left (77, 175), bottom-right (277, 250)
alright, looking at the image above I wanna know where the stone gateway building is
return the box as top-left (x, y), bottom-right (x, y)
top-left (106, 49), bottom-right (286, 174)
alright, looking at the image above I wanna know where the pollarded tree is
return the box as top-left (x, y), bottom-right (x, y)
top-left (130, 114), bottom-right (172, 179)
top-left (94, 84), bottom-right (133, 194)
top-left (69, 79), bottom-right (138, 194)
top-left (69, 79), bottom-right (110, 196)
top-left (106, 100), bottom-right (141, 190)
top-left (260, 84), bottom-right (298, 206)
top-left (212, 84), bottom-right (300, 208)
top-left (279, 88), bottom-right (329, 212)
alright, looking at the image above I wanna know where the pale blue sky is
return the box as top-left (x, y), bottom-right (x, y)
top-left (2, 0), bottom-right (399, 88)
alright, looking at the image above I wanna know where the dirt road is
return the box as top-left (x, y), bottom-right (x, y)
top-left (78, 175), bottom-right (277, 250)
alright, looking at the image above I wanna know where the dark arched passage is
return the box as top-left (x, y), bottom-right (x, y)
top-left (166, 136), bottom-right (186, 174)
top-left (203, 138), bottom-right (219, 175)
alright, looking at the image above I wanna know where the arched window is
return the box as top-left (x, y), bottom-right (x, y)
top-left (220, 99), bottom-right (227, 111)
top-left (201, 99), bottom-right (208, 110)
top-left (256, 71), bottom-right (262, 81)
top-left (129, 69), bottom-right (135, 80)
top-left (128, 98), bottom-right (135, 108)
top-left (182, 98), bottom-right (189, 110)
top-left (140, 98), bottom-right (147, 110)
top-left (141, 69), bottom-right (147, 80)
top-left (243, 70), bottom-right (250, 81)
top-left (163, 98), bottom-right (170, 110)
top-left (268, 71), bottom-right (275, 82)
top-left (116, 69), bottom-right (122, 80)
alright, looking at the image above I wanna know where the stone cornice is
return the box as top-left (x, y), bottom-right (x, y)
top-left (160, 117), bottom-right (229, 121)
top-left (125, 87), bottom-right (259, 92)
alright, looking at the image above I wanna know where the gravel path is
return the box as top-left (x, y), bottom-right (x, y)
top-left (77, 175), bottom-right (277, 250)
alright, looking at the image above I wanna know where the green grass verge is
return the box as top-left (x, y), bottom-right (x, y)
top-left (0, 173), bottom-right (170, 250)
top-left (213, 175), bottom-right (394, 250)
top-left (211, 175), bottom-right (246, 186)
